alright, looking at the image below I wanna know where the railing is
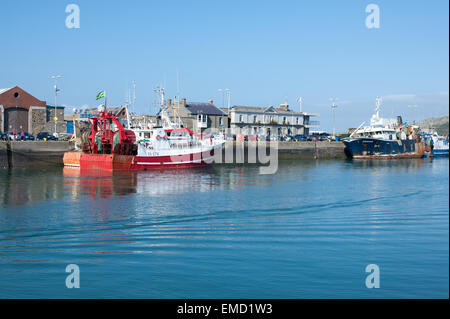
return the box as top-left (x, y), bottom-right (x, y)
top-left (304, 121), bottom-right (320, 127)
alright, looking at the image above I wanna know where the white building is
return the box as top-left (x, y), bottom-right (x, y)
top-left (227, 102), bottom-right (320, 137)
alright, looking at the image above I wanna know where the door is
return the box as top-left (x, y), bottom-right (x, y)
top-left (4, 107), bottom-right (28, 133)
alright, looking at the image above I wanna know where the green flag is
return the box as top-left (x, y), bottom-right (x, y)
top-left (96, 90), bottom-right (105, 100)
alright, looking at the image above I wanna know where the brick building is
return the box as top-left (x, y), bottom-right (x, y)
top-left (0, 86), bottom-right (66, 135)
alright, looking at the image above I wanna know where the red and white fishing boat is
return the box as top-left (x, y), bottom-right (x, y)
top-left (63, 93), bottom-right (225, 170)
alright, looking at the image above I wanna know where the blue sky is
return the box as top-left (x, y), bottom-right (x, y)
top-left (0, 0), bottom-right (448, 131)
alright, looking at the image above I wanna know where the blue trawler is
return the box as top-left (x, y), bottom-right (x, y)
top-left (422, 132), bottom-right (449, 157)
top-left (343, 97), bottom-right (425, 159)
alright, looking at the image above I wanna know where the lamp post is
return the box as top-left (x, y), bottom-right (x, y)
top-left (297, 97), bottom-right (303, 113)
top-left (330, 98), bottom-right (338, 138)
top-left (218, 89), bottom-right (225, 109)
top-left (51, 75), bottom-right (62, 136)
top-left (225, 88), bottom-right (230, 111)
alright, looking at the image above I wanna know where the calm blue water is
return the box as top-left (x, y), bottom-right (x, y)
top-left (0, 159), bottom-right (448, 298)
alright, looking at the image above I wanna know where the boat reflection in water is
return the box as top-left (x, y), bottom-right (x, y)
top-left (63, 166), bottom-right (221, 199)
top-left (62, 160), bottom-right (321, 200)
top-left (1, 158), bottom-right (438, 207)
top-left (63, 167), bottom-right (139, 199)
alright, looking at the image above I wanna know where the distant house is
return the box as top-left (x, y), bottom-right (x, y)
top-left (64, 105), bottom-right (130, 134)
top-left (164, 98), bottom-right (228, 133)
top-left (0, 86), bottom-right (66, 135)
top-left (228, 102), bottom-right (320, 136)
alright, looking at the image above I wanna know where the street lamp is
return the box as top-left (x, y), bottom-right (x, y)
top-left (330, 98), bottom-right (338, 138)
top-left (51, 75), bottom-right (62, 136)
top-left (218, 89), bottom-right (225, 109)
top-left (225, 88), bottom-right (230, 111)
top-left (297, 97), bottom-right (303, 113)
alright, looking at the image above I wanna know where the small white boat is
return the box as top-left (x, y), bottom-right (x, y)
top-left (430, 133), bottom-right (449, 157)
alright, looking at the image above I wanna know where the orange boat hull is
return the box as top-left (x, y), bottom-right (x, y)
top-left (63, 150), bottom-right (214, 170)
top-left (64, 152), bottom-right (134, 170)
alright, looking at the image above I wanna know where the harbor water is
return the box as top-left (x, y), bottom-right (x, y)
top-left (0, 158), bottom-right (448, 298)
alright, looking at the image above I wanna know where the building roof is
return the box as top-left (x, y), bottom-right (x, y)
top-left (0, 88), bottom-right (12, 95)
top-left (232, 106), bottom-right (266, 113)
top-left (231, 105), bottom-right (297, 115)
top-left (230, 105), bottom-right (319, 116)
top-left (185, 102), bottom-right (226, 116)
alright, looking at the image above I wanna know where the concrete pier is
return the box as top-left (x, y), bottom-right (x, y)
top-left (218, 141), bottom-right (346, 163)
top-left (0, 141), bottom-right (74, 168)
top-left (0, 140), bottom-right (345, 168)
top-left (277, 141), bottom-right (345, 159)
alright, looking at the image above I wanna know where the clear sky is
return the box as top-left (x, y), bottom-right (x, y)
top-left (0, 0), bottom-right (448, 131)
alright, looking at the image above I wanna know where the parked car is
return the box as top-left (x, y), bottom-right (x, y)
top-left (8, 132), bottom-right (19, 141)
top-left (309, 133), bottom-right (328, 141)
top-left (57, 133), bottom-right (71, 141)
top-left (327, 135), bottom-right (339, 142)
top-left (23, 132), bottom-right (35, 141)
top-left (15, 132), bottom-right (35, 141)
top-left (289, 135), bottom-right (307, 142)
top-left (36, 132), bottom-right (58, 141)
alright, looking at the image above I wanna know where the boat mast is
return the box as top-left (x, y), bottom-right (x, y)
top-left (132, 80), bottom-right (136, 114)
top-left (375, 96), bottom-right (382, 119)
top-left (125, 103), bottom-right (131, 129)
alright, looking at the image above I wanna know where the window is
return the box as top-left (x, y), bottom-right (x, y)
top-left (296, 117), bottom-right (299, 124)
top-left (239, 115), bottom-right (243, 122)
top-left (198, 114), bottom-right (207, 122)
top-left (253, 115), bottom-right (257, 123)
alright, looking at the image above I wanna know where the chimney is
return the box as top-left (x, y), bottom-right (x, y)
top-left (167, 98), bottom-right (172, 107)
top-left (182, 98), bottom-right (186, 107)
top-left (209, 99), bottom-right (213, 105)
top-left (279, 102), bottom-right (289, 111)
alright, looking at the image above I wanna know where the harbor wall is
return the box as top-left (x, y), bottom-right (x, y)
top-left (0, 142), bottom-right (9, 168)
top-left (0, 140), bottom-right (345, 168)
top-left (0, 141), bottom-right (74, 168)
top-left (217, 141), bottom-right (346, 163)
